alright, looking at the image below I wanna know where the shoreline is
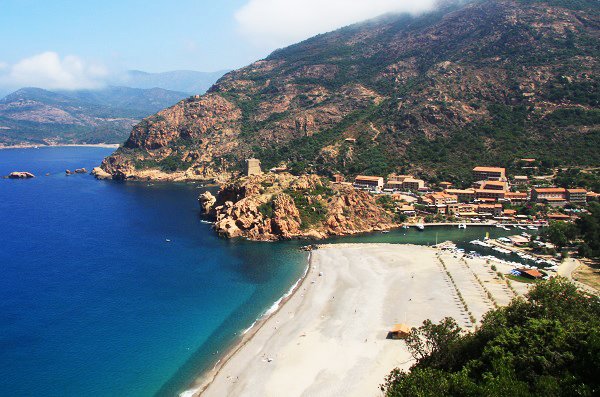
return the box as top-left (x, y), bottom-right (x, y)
top-left (180, 252), bottom-right (313, 397)
top-left (0, 143), bottom-right (120, 150)
top-left (194, 243), bottom-right (530, 396)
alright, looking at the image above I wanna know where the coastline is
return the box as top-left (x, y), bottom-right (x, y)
top-left (180, 251), bottom-right (313, 397)
top-left (0, 143), bottom-right (120, 150)
top-left (191, 243), bottom-right (529, 397)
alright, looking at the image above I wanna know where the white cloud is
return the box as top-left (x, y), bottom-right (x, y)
top-left (0, 52), bottom-right (108, 91)
top-left (235, 0), bottom-right (437, 48)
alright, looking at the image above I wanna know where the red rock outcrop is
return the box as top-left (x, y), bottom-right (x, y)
top-left (201, 173), bottom-right (399, 241)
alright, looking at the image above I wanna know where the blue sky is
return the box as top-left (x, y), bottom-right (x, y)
top-left (0, 0), bottom-right (435, 92)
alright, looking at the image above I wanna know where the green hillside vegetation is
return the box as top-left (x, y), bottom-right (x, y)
top-left (102, 0), bottom-right (600, 182)
top-left (381, 278), bottom-right (600, 396)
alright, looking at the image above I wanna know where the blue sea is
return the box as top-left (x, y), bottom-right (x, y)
top-left (0, 147), bottom-right (519, 396)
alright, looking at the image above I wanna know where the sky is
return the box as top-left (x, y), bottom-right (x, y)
top-left (0, 0), bottom-right (436, 92)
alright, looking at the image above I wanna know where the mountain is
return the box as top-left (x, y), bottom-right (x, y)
top-left (0, 86), bottom-right (189, 146)
top-left (109, 70), bottom-right (229, 94)
top-left (100, 0), bottom-right (599, 183)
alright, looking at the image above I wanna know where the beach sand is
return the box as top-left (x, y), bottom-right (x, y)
top-left (187, 243), bottom-right (526, 397)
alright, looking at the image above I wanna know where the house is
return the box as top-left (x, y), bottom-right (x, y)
top-left (476, 203), bottom-right (503, 217)
top-left (445, 188), bottom-right (476, 203)
top-left (473, 166), bottom-right (506, 181)
top-left (531, 187), bottom-right (566, 203)
top-left (505, 191), bottom-right (528, 204)
top-left (388, 174), bottom-right (413, 182)
top-left (447, 203), bottom-right (478, 217)
top-left (481, 180), bottom-right (508, 191)
top-left (419, 192), bottom-right (458, 206)
top-left (503, 209), bottom-right (517, 217)
top-left (354, 175), bottom-right (384, 191)
top-left (397, 205), bottom-right (416, 216)
top-left (475, 189), bottom-right (506, 201)
top-left (566, 188), bottom-right (587, 204)
top-left (384, 180), bottom-right (404, 190)
top-left (402, 178), bottom-right (425, 191)
top-left (547, 213), bottom-right (571, 221)
top-left (344, 138), bottom-right (357, 143)
top-left (513, 175), bottom-right (529, 186)
top-left (439, 181), bottom-right (453, 189)
top-left (332, 174), bottom-right (344, 183)
top-left (517, 268), bottom-right (543, 280)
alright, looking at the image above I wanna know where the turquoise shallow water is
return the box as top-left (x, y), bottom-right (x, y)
top-left (0, 147), bottom-right (519, 396)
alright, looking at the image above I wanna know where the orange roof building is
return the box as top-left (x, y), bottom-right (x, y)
top-left (473, 166), bottom-right (506, 181)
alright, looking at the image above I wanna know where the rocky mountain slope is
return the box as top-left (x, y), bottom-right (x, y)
top-left (199, 173), bottom-right (399, 240)
top-left (100, 0), bottom-right (599, 182)
top-left (0, 86), bottom-right (190, 146)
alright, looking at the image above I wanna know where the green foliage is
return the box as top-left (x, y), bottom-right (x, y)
top-left (555, 168), bottom-right (600, 192)
top-left (382, 278), bottom-right (600, 396)
top-left (542, 221), bottom-right (578, 248)
top-left (285, 190), bottom-right (328, 229)
top-left (539, 203), bottom-right (600, 258)
top-left (134, 154), bottom-right (191, 172)
top-left (376, 195), bottom-right (396, 212)
top-left (258, 201), bottom-right (274, 219)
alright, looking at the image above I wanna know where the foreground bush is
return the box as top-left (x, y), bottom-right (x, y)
top-left (381, 278), bottom-right (600, 396)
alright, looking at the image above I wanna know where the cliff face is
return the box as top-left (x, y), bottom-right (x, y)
top-left (199, 173), bottom-right (398, 241)
top-left (101, 0), bottom-right (599, 181)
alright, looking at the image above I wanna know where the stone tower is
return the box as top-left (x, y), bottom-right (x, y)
top-left (246, 158), bottom-right (262, 176)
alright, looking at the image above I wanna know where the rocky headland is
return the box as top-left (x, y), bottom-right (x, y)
top-left (199, 173), bottom-right (400, 241)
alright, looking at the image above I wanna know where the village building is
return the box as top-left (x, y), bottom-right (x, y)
top-left (475, 189), bottom-right (506, 201)
top-left (517, 268), bottom-right (543, 280)
top-left (513, 175), bottom-right (529, 186)
top-left (531, 187), bottom-right (566, 203)
top-left (505, 191), bottom-right (528, 204)
top-left (332, 174), bottom-right (344, 183)
top-left (354, 175), bottom-right (384, 191)
top-left (439, 181), bottom-right (453, 189)
top-left (402, 178), bottom-right (425, 191)
top-left (547, 213), bottom-right (571, 221)
top-left (419, 192), bottom-right (458, 206)
top-left (472, 166), bottom-right (506, 181)
top-left (566, 188), bottom-right (587, 205)
top-left (445, 188), bottom-right (476, 203)
top-left (246, 158), bottom-right (262, 176)
top-left (447, 203), bottom-right (478, 217)
top-left (384, 180), bottom-right (404, 190)
top-left (476, 203), bottom-right (503, 217)
top-left (503, 209), bottom-right (517, 217)
top-left (481, 180), bottom-right (508, 191)
top-left (387, 174), bottom-right (413, 183)
top-left (397, 205), bottom-right (416, 216)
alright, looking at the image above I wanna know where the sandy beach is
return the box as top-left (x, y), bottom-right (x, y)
top-left (184, 243), bottom-right (527, 397)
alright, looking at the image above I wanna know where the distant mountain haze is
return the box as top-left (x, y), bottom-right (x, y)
top-left (109, 70), bottom-right (230, 95)
top-left (0, 69), bottom-right (227, 146)
top-left (0, 86), bottom-right (188, 146)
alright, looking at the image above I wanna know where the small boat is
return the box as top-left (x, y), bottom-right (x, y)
top-left (381, 230), bottom-right (390, 234)
top-left (416, 224), bottom-right (425, 231)
top-left (402, 225), bottom-right (410, 229)
top-left (527, 225), bottom-right (539, 231)
top-left (165, 239), bottom-right (171, 242)
top-left (518, 226), bottom-right (527, 230)
top-left (458, 223), bottom-right (467, 229)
